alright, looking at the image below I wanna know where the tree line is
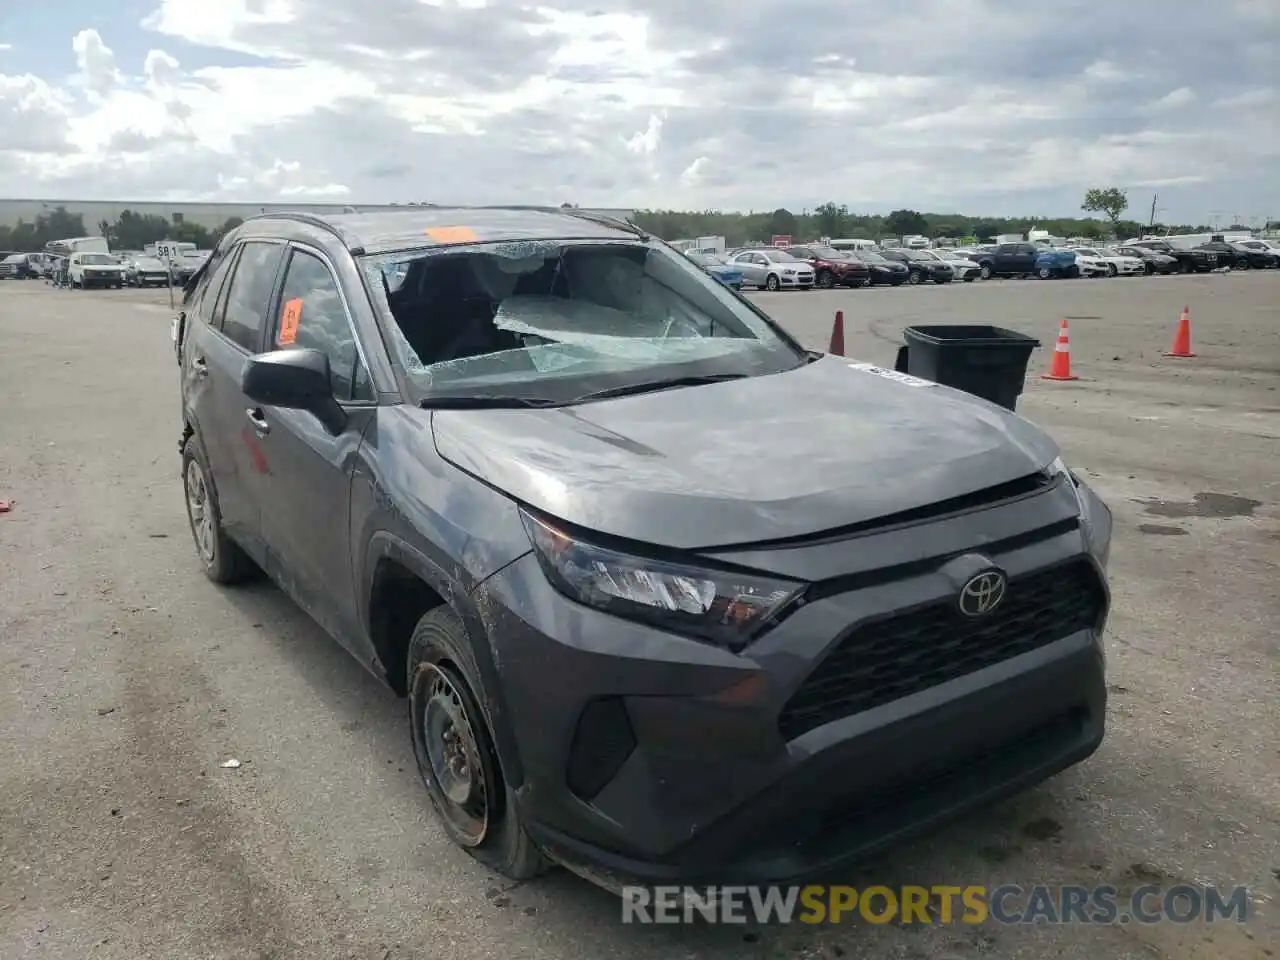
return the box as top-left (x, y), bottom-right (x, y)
top-left (0, 206), bottom-right (244, 254)
top-left (632, 204), bottom-right (1235, 248)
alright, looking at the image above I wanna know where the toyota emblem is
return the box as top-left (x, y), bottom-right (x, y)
top-left (959, 570), bottom-right (1007, 617)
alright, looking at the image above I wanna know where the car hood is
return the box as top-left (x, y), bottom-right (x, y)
top-left (431, 354), bottom-right (1058, 549)
top-left (868, 260), bottom-right (908, 271)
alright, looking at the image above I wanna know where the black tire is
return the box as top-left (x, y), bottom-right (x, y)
top-left (408, 607), bottom-right (547, 881)
top-left (859, 275), bottom-right (871, 287)
top-left (1180, 258), bottom-right (1193, 274)
top-left (181, 436), bottom-right (256, 584)
top-left (907, 270), bottom-right (922, 285)
top-left (1145, 262), bottom-right (1155, 275)
top-left (765, 274), bottom-right (780, 291)
top-left (1037, 266), bottom-right (1052, 279)
top-left (1107, 264), bottom-right (1118, 277)
top-left (978, 263), bottom-right (992, 280)
top-left (815, 270), bottom-right (833, 289)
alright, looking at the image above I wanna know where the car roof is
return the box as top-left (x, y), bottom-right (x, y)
top-left (235, 205), bottom-right (646, 256)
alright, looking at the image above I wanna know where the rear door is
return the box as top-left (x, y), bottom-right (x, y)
top-left (186, 240), bottom-right (287, 563)
top-left (253, 245), bottom-right (377, 649)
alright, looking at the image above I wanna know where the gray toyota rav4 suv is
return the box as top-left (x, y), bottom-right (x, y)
top-left (175, 206), bottom-right (1112, 887)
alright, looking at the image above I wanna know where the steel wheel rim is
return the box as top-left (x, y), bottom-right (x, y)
top-left (420, 664), bottom-right (489, 845)
top-left (184, 459), bottom-right (215, 562)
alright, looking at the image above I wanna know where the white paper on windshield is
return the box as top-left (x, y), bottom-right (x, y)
top-left (847, 362), bottom-right (936, 388)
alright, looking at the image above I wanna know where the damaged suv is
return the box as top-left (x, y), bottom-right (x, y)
top-left (175, 207), bottom-right (1112, 887)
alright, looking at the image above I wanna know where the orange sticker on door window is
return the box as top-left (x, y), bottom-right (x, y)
top-left (425, 225), bottom-right (479, 243)
top-left (278, 298), bottom-right (303, 346)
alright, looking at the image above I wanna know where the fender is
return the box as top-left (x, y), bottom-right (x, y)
top-left (360, 530), bottom-right (526, 787)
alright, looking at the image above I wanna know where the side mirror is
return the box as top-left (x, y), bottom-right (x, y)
top-left (241, 348), bottom-right (347, 432)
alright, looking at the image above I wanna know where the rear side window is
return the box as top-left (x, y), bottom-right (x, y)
top-left (220, 242), bottom-right (286, 352)
top-left (273, 249), bottom-right (372, 401)
top-left (194, 248), bottom-right (240, 327)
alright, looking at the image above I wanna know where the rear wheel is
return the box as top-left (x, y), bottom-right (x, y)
top-left (907, 270), bottom-right (922, 285)
top-left (181, 437), bottom-right (256, 584)
top-left (408, 607), bottom-right (547, 880)
top-left (1180, 258), bottom-right (1194, 274)
top-left (1107, 264), bottom-right (1118, 277)
top-left (1037, 266), bottom-right (1052, 279)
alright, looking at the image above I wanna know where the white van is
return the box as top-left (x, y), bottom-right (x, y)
top-left (828, 238), bottom-right (878, 251)
top-left (45, 236), bottom-right (111, 258)
top-left (69, 251), bottom-right (126, 289)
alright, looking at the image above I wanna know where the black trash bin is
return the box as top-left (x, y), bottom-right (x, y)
top-left (900, 325), bottom-right (1040, 411)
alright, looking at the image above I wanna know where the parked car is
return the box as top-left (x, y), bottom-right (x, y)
top-left (0, 252), bottom-right (38, 279)
top-left (125, 255), bottom-right (174, 287)
top-left (844, 249), bottom-right (910, 286)
top-left (784, 245), bottom-right (871, 288)
top-left (69, 251), bottom-right (126, 289)
top-left (174, 206), bottom-right (1113, 887)
top-left (685, 251), bottom-right (744, 290)
top-left (1230, 239), bottom-right (1280, 265)
top-left (970, 242), bottom-right (1044, 280)
top-left (1195, 240), bottom-right (1276, 269)
top-left (1072, 246), bottom-right (1145, 277)
top-left (1128, 239), bottom-right (1217, 273)
top-left (1067, 249), bottom-right (1110, 278)
top-left (1115, 245), bottom-right (1179, 275)
top-left (1034, 249), bottom-right (1085, 279)
top-left (916, 249), bottom-right (981, 281)
top-left (880, 248), bottom-right (954, 284)
top-left (729, 248), bottom-right (815, 290)
top-left (171, 251), bottom-right (210, 284)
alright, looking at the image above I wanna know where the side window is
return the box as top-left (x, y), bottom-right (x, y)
top-left (220, 242), bottom-right (286, 352)
top-left (273, 249), bottom-right (372, 402)
top-left (194, 247), bottom-right (239, 326)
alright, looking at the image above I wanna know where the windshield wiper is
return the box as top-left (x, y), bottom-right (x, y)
top-left (571, 373), bottom-right (749, 403)
top-left (419, 394), bottom-right (564, 409)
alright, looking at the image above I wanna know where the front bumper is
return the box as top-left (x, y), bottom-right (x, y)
top-left (475, 483), bottom-right (1109, 885)
top-left (778, 273), bottom-right (814, 288)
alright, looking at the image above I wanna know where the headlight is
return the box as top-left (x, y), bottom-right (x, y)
top-left (1047, 457), bottom-right (1112, 569)
top-left (521, 511), bottom-right (803, 651)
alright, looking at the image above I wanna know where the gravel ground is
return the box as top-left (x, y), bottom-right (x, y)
top-left (1, 272), bottom-right (1277, 960)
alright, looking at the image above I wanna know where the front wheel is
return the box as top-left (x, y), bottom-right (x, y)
top-left (1107, 264), bottom-right (1118, 277)
top-left (765, 274), bottom-right (780, 291)
top-left (816, 270), bottom-right (833, 289)
top-left (408, 607), bottom-right (547, 880)
top-left (907, 271), bottom-right (922, 285)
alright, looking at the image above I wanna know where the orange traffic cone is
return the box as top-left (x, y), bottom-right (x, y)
top-left (1042, 318), bottom-right (1079, 381)
top-left (828, 310), bottom-right (845, 356)
top-left (1164, 305), bottom-right (1195, 358)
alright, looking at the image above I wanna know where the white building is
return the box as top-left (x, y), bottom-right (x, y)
top-left (0, 198), bottom-right (636, 232)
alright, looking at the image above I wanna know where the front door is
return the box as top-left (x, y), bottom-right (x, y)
top-left (184, 241), bottom-right (286, 564)
top-left (253, 245), bottom-right (377, 651)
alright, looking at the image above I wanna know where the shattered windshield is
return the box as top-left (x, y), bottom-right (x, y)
top-left (361, 240), bottom-right (805, 402)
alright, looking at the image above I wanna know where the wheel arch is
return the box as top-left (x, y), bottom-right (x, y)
top-left (361, 531), bottom-right (527, 787)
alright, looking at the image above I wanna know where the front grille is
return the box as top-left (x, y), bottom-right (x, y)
top-left (778, 559), bottom-right (1105, 741)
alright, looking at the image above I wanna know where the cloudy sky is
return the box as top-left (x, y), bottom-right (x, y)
top-left (0, 0), bottom-right (1276, 222)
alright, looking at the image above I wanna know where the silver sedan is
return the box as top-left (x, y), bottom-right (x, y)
top-left (729, 249), bottom-right (815, 291)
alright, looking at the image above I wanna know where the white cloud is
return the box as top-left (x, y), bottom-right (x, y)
top-left (0, 2), bottom-right (1274, 221)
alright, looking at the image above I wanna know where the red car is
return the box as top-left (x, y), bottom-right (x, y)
top-left (786, 245), bottom-right (871, 288)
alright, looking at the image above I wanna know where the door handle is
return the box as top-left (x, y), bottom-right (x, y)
top-left (191, 356), bottom-right (208, 378)
top-left (246, 408), bottom-right (270, 435)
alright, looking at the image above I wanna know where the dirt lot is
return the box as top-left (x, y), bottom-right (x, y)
top-left (1, 273), bottom-right (1277, 960)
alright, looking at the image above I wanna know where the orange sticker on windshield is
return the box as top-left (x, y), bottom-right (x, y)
top-left (425, 225), bottom-right (479, 244)
top-left (278, 298), bottom-right (303, 346)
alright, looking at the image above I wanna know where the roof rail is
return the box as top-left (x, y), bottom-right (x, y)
top-left (242, 211), bottom-right (360, 249)
top-left (469, 205), bottom-right (648, 240)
